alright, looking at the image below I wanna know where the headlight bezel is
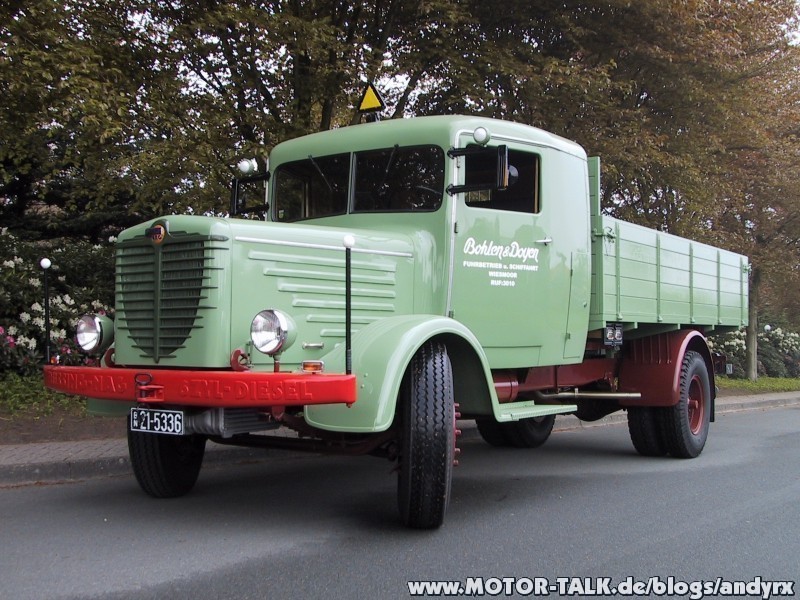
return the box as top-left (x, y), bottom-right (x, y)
top-left (75, 314), bottom-right (114, 355)
top-left (250, 309), bottom-right (296, 355)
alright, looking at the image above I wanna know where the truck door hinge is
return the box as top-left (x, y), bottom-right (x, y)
top-left (454, 222), bottom-right (459, 234)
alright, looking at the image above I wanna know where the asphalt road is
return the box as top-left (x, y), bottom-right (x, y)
top-left (1, 406), bottom-right (798, 600)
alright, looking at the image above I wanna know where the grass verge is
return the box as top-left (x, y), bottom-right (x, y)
top-left (716, 376), bottom-right (800, 394)
top-left (0, 373), bottom-right (86, 418)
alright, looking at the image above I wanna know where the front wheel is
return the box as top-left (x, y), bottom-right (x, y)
top-left (128, 423), bottom-right (207, 498)
top-left (660, 351), bottom-right (711, 458)
top-left (397, 341), bottom-right (455, 529)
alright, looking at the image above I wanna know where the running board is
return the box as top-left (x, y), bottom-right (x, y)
top-left (495, 402), bottom-right (577, 423)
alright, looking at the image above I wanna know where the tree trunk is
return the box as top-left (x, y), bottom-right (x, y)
top-left (745, 267), bottom-right (760, 381)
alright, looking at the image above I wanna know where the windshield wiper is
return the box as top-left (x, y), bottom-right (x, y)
top-left (379, 145), bottom-right (399, 190)
top-left (308, 154), bottom-right (333, 192)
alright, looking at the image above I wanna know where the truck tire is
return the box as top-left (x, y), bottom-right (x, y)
top-left (128, 423), bottom-right (206, 498)
top-left (475, 418), bottom-right (512, 446)
top-left (476, 415), bottom-right (556, 448)
top-left (627, 407), bottom-right (668, 457)
top-left (397, 341), bottom-right (455, 529)
top-left (504, 415), bottom-right (556, 448)
top-left (660, 350), bottom-right (711, 458)
top-left (475, 415), bottom-right (556, 448)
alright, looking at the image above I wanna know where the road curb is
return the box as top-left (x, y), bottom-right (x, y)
top-left (0, 443), bottom-right (270, 487)
top-left (1, 395), bottom-right (798, 486)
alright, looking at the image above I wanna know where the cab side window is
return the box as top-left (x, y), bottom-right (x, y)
top-left (465, 148), bottom-right (540, 214)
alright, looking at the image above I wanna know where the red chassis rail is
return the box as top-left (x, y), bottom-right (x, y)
top-left (43, 365), bottom-right (358, 409)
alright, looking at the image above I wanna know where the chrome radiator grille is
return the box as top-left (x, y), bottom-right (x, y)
top-left (116, 232), bottom-right (228, 362)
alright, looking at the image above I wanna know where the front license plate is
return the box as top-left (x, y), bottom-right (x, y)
top-left (130, 408), bottom-right (184, 435)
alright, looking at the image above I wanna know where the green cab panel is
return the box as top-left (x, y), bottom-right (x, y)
top-left (448, 128), bottom-right (591, 368)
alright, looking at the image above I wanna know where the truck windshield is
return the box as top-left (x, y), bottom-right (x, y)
top-left (273, 145), bottom-right (444, 222)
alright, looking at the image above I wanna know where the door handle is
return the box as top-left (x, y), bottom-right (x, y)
top-left (535, 237), bottom-right (553, 245)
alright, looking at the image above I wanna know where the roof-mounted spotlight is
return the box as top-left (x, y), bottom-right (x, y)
top-left (237, 157), bottom-right (259, 175)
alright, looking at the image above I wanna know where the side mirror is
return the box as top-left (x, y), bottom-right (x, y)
top-left (446, 145), bottom-right (510, 195)
top-left (230, 173), bottom-right (270, 216)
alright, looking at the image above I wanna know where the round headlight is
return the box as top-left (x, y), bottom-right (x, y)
top-left (250, 310), bottom-right (295, 355)
top-left (75, 314), bottom-right (114, 354)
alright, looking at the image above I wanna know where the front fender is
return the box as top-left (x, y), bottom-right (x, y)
top-left (304, 315), bottom-right (495, 432)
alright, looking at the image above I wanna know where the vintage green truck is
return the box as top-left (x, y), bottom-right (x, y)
top-left (44, 115), bottom-right (749, 528)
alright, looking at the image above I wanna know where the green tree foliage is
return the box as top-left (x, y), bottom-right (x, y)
top-left (1, 1), bottom-right (148, 238)
top-left (2, 0), bottom-right (800, 372)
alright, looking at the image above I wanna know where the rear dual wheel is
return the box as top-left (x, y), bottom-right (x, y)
top-left (627, 407), bottom-right (667, 456)
top-left (626, 350), bottom-right (711, 459)
top-left (660, 350), bottom-right (711, 458)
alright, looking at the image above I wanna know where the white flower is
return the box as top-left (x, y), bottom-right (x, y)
top-left (30, 302), bottom-right (43, 313)
top-left (108, 236), bottom-right (118, 243)
top-left (20, 312), bottom-right (30, 323)
top-left (28, 277), bottom-right (41, 288)
top-left (32, 317), bottom-right (45, 330)
top-left (63, 294), bottom-right (74, 306)
top-left (2, 260), bottom-right (14, 269)
top-left (13, 256), bottom-right (22, 265)
top-left (19, 336), bottom-right (37, 350)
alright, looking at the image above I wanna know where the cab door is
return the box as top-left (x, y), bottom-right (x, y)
top-left (448, 136), bottom-right (590, 368)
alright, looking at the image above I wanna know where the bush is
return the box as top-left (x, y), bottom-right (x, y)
top-left (709, 327), bottom-right (800, 379)
top-left (0, 227), bottom-right (115, 375)
top-left (0, 372), bottom-right (84, 416)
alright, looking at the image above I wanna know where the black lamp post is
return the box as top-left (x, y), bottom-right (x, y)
top-left (40, 257), bottom-right (52, 364)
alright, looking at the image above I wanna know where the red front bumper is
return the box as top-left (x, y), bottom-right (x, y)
top-left (43, 365), bottom-right (357, 409)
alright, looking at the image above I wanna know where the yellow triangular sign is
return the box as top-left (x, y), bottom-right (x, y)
top-left (358, 83), bottom-right (385, 113)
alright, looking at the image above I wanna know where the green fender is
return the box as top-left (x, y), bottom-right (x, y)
top-left (304, 315), bottom-right (497, 433)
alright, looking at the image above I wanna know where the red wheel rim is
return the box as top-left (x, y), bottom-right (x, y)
top-left (687, 375), bottom-right (705, 435)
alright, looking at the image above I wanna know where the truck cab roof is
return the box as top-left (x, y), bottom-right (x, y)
top-left (270, 115), bottom-right (587, 164)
